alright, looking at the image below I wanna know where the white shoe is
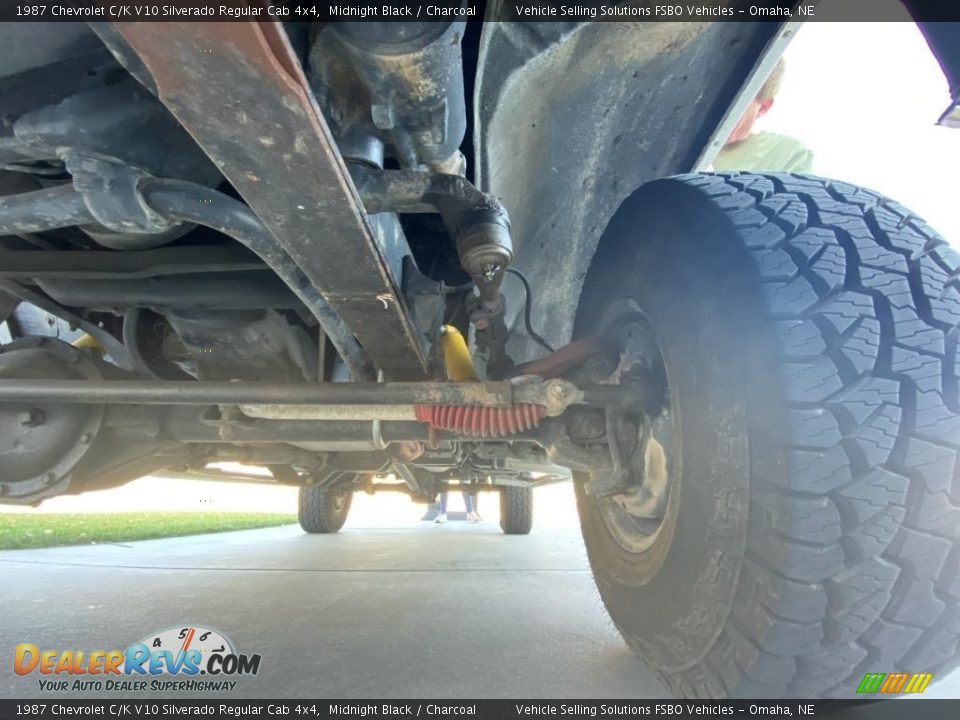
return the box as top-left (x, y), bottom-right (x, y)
top-left (466, 511), bottom-right (482, 523)
top-left (435, 513), bottom-right (448, 524)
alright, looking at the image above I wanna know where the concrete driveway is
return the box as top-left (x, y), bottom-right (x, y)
top-left (1, 518), bottom-right (958, 699)
top-left (0, 521), bottom-right (665, 698)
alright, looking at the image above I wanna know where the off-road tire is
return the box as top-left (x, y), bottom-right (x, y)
top-left (574, 173), bottom-right (960, 698)
top-left (500, 486), bottom-right (533, 535)
top-left (298, 485), bottom-right (353, 534)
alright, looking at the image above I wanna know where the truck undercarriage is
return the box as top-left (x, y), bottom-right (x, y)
top-left (3, 8), bottom-right (960, 699)
top-left (0, 17), bottom-right (745, 506)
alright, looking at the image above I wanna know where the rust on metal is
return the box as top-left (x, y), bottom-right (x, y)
top-left (113, 21), bottom-right (429, 379)
top-left (388, 441), bottom-right (425, 464)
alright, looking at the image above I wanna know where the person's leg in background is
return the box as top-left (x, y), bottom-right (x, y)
top-left (435, 492), bottom-right (449, 524)
top-left (463, 490), bottom-right (481, 523)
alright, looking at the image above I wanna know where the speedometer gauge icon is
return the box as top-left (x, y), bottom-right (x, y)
top-left (138, 625), bottom-right (234, 668)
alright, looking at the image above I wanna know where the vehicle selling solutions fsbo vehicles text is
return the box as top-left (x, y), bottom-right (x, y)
top-left (513, 4), bottom-right (735, 17)
top-left (512, 4), bottom-right (807, 17)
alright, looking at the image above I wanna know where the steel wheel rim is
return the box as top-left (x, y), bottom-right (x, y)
top-left (594, 299), bottom-right (678, 556)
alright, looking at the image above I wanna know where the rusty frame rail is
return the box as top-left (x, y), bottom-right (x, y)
top-left (112, 21), bottom-right (429, 379)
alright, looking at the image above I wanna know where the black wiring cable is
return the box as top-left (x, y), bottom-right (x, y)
top-left (505, 267), bottom-right (555, 354)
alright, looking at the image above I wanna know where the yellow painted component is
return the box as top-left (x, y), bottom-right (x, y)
top-left (71, 334), bottom-right (105, 355)
top-left (439, 325), bottom-right (477, 382)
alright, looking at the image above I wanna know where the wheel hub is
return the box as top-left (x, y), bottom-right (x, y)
top-left (592, 299), bottom-right (677, 555)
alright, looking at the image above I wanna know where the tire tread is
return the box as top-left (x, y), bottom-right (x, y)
top-left (298, 486), bottom-right (351, 534)
top-left (500, 486), bottom-right (533, 535)
top-left (670, 173), bottom-right (960, 696)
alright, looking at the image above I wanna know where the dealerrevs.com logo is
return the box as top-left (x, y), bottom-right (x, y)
top-left (14, 625), bottom-right (262, 692)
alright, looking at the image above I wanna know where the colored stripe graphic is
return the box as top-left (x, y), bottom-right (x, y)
top-left (904, 673), bottom-right (933, 694)
top-left (882, 673), bottom-right (907, 693)
top-left (857, 673), bottom-right (885, 693)
top-left (857, 672), bottom-right (933, 694)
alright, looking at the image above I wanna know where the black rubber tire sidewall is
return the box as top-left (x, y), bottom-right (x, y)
top-left (574, 178), bottom-right (785, 675)
top-left (298, 485), bottom-right (353, 534)
top-left (574, 173), bottom-right (960, 698)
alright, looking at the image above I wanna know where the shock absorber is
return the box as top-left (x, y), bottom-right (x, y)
top-left (414, 403), bottom-right (546, 438)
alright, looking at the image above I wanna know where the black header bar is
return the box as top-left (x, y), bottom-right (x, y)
top-left (3, 699), bottom-right (960, 720)
top-left (1, 0), bottom-right (957, 23)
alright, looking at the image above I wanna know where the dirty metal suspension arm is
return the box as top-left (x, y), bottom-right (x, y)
top-left (0, 378), bottom-right (573, 409)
